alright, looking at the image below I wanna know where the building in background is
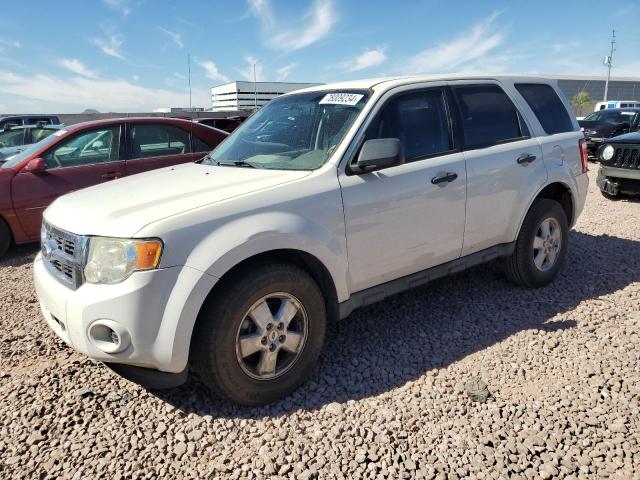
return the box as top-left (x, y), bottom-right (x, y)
top-left (555, 75), bottom-right (640, 104)
top-left (210, 81), bottom-right (321, 112)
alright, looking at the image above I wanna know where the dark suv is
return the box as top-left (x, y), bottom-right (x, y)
top-left (0, 115), bottom-right (61, 129)
top-left (596, 131), bottom-right (640, 199)
top-left (579, 109), bottom-right (640, 158)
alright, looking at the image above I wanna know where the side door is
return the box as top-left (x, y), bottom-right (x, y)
top-left (11, 125), bottom-right (124, 239)
top-left (449, 81), bottom-right (546, 256)
top-left (338, 86), bottom-right (467, 293)
top-left (123, 122), bottom-right (199, 176)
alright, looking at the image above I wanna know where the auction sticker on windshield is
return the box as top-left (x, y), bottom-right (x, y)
top-left (319, 93), bottom-right (364, 106)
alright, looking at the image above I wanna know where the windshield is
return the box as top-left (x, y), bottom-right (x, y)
top-left (203, 90), bottom-right (369, 170)
top-left (1, 132), bottom-right (62, 168)
top-left (583, 110), bottom-right (636, 123)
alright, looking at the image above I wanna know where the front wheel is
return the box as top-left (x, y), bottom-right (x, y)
top-left (502, 199), bottom-right (568, 288)
top-left (192, 262), bottom-right (326, 406)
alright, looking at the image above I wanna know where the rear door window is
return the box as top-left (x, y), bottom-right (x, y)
top-left (31, 128), bottom-right (58, 143)
top-left (452, 84), bottom-right (528, 150)
top-left (130, 124), bottom-right (192, 159)
top-left (515, 84), bottom-right (575, 135)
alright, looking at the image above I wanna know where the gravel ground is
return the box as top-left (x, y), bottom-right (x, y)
top-left (1, 168), bottom-right (639, 479)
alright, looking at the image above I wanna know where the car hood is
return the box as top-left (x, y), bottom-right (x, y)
top-left (44, 162), bottom-right (312, 238)
top-left (607, 131), bottom-right (640, 143)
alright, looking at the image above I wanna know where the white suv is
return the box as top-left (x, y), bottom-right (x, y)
top-left (34, 75), bottom-right (589, 405)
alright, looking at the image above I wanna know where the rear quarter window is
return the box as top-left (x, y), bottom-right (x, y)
top-left (515, 84), bottom-right (575, 135)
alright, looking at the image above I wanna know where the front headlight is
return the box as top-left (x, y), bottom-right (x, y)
top-left (84, 237), bottom-right (163, 284)
top-left (601, 144), bottom-right (615, 162)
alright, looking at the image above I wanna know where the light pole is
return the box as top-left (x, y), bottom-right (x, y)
top-left (253, 61), bottom-right (258, 108)
top-left (187, 53), bottom-right (192, 111)
top-left (603, 29), bottom-right (616, 102)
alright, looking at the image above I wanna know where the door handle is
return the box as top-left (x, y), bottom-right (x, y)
top-left (101, 172), bottom-right (118, 180)
top-left (431, 172), bottom-right (458, 185)
top-left (517, 153), bottom-right (537, 165)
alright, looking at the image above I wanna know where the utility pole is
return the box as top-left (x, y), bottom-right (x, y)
top-left (187, 53), bottom-right (192, 110)
top-left (603, 29), bottom-right (616, 102)
top-left (253, 61), bottom-right (258, 108)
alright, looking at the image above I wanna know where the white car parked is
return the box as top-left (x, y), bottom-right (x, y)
top-left (35, 75), bottom-right (589, 405)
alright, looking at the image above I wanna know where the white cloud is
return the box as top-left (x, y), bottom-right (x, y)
top-left (249, 0), bottom-right (337, 52)
top-left (92, 32), bottom-right (125, 60)
top-left (0, 39), bottom-right (21, 49)
top-left (276, 63), bottom-right (296, 80)
top-left (614, 4), bottom-right (637, 17)
top-left (59, 59), bottom-right (99, 79)
top-left (551, 41), bottom-right (581, 53)
top-left (158, 27), bottom-right (184, 48)
top-left (237, 56), bottom-right (263, 82)
top-left (132, 74), bottom-right (140, 81)
top-left (406, 12), bottom-right (504, 74)
top-left (248, 0), bottom-right (274, 28)
top-left (198, 60), bottom-right (229, 83)
top-left (0, 69), bottom-right (209, 112)
top-left (339, 48), bottom-right (386, 72)
top-left (101, 0), bottom-right (132, 16)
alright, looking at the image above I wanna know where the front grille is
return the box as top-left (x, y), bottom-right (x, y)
top-left (41, 222), bottom-right (87, 289)
top-left (605, 144), bottom-right (640, 170)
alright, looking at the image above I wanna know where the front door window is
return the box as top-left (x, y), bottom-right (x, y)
top-left (42, 127), bottom-right (120, 168)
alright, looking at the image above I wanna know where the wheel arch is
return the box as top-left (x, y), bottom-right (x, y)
top-left (203, 248), bottom-right (340, 322)
top-left (516, 180), bottom-right (575, 240)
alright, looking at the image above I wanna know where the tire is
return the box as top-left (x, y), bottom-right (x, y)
top-left (501, 199), bottom-right (568, 288)
top-left (192, 262), bottom-right (326, 406)
top-left (0, 219), bottom-right (11, 258)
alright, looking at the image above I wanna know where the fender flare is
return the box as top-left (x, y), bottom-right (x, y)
top-left (514, 174), bottom-right (578, 241)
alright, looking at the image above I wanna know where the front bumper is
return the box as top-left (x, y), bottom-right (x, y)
top-left (34, 253), bottom-right (217, 373)
top-left (597, 166), bottom-right (640, 195)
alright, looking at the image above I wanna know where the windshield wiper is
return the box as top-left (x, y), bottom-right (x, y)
top-left (217, 160), bottom-right (257, 168)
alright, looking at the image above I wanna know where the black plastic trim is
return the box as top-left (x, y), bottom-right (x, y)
top-left (338, 242), bottom-right (516, 319)
top-left (105, 362), bottom-right (188, 389)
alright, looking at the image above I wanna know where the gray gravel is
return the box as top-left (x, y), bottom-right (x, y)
top-left (1, 168), bottom-right (639, 479)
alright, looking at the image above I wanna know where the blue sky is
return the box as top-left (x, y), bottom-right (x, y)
top-left (0, 0), bottom-right (639, 113)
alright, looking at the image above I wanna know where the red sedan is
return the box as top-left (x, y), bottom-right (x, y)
top-left (0, 117), bottom-right (227, 256)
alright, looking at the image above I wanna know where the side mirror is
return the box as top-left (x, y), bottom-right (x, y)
top-left (23, 157), bottom-right (46, 173)
top-left (354, 138), bottom-right (404, 173)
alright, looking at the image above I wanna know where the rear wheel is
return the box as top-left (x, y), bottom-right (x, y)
top-left (0, 219), bottom-right (11, 258)
top-left (192, 262), bottom-right (326, 406)
top-left (502, 199), bottom-right (568, 288)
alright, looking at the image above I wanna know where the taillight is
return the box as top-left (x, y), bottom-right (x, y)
top-left (579, 138), bottom-right (588, 174)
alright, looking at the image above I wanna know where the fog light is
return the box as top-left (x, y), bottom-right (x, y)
top-left (88, 320), bottom-right (130, 354)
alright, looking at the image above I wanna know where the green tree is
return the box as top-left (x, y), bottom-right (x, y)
top-left (571, 91), bottom-right (593, 117)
